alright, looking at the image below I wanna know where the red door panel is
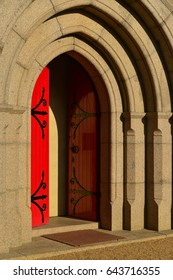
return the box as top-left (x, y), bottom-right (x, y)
top-left (31, 67), bottom-right (49, 227)
top-left (68, 60), bottom-right (99, 221)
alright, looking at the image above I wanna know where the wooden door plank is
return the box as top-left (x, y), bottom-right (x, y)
top-left (31, 67), bottom-right (49, 227)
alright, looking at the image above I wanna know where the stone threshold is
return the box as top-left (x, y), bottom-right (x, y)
top-left (32, 216), bottom-right (99, 237)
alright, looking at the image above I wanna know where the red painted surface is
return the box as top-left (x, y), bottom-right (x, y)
top-left (31, 67), bottom-right (49, 227)
top-left (68, 60), bottom-right (99, 221)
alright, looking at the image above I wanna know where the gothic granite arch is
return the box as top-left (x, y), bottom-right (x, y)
top-left (0, 0), bottom-right (173, 254)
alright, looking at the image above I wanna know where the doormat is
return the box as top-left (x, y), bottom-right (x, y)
top-left (43, 230), bottom-right (125, 247)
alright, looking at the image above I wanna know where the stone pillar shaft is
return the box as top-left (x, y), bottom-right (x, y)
top-left (111, 112), bottom-right (124, 231)
top-left (145, 113), bottom-right (172, 231)
top-left (123, 112), bottom-right (145, 230)
top-left (0, 112), bottom-right (8, 253)
top-left (0, 108), bottom-right (32, 253)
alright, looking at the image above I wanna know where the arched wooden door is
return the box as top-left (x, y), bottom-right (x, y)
top-left (68, 60), bottom-right (100, 221)
top-left (31, 67), bottom-right (49, 227)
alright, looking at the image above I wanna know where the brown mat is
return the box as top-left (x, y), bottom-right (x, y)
top-left (43, 230), bottom-right (125, 246)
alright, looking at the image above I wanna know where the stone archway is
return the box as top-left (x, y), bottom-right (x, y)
top-left (1, 0), bottom-right (173, 254)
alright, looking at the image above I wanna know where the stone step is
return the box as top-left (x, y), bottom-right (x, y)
top-left (32, 217), bottom-right (99, 237)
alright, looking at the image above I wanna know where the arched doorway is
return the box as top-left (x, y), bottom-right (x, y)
top-left (31, 54), bottom-right (100, 227)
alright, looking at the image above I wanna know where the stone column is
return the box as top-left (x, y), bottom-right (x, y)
top-left (0, 111), bottom-right (8, 253)
top-left (5, 111), bottom-right (22, 248)
top-left (5, 108), bottom-right (31, 249)
top-left (111, 111), bottom-right (124, 231)
top-left (100, 111), bottom-right (111, 229)
top-left (145, 113), bottom-right (172, 231)
top-left (100, 111), bottom-right (124, 231)
top-left (123, 112), bottom-right (145, 230)
top-left (18, 109), bottom-right (32, 244)
top-left (156, 113), bottom-right (172, 230)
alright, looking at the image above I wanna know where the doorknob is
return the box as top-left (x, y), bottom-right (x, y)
top-left (71, 144), bottom-right (79, 153)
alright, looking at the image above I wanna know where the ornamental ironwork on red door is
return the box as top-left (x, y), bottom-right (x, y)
top-left (31, 67), bottom-right (49, 227)
top-left (68, 60), bottom-right (100, 221)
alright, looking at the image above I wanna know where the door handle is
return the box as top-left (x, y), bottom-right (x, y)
top-left (71, 144), bottom-right (79, 153)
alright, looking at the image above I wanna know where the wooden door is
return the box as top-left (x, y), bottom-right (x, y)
top-left (31, 67), bottom-right (49, 227)
top-left (68, 61), bottom-right (99, 221)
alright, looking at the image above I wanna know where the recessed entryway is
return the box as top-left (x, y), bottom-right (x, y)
top-left (31, 53), bottom-right (100, 229)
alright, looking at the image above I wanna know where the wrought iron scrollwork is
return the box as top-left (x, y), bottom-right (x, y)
top-left (31, 87), bottom-right (48, 139)
top-left (31, 171), bottom-right (47, 223)
top-left (70, 98), bottom-right (97, 139)
top-left (69, 167), bottom-right (99, 215)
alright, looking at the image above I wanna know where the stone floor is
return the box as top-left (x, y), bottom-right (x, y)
top-left (32, 216), bottom-right (99, 237)
top-left (1, 217), bottom-right (173, 260)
